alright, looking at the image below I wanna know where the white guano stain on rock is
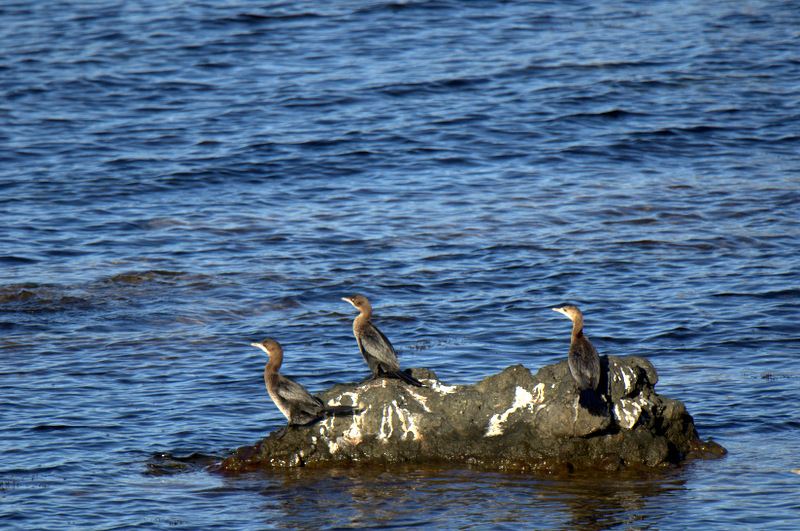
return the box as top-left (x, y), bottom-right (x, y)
top-left (531, 383), bottom-right (545, 405)
top-left (404, 387), bottom-right (432, 413)
top-left (616, 365), bottom-right (635, 394)
top-left (614, 396), bottom-right (646, 429)
top-left (375, 400), bottom-right (424, 443)
top-left (485, 384), bottom-right (545, 437)
top-left (318, 417), bottom-right (334, 435)
top-left (327, 391), bottom-right (360, 408)
top-left (392, 400), bottom-right (422, 441)
top-left (378, 404), bottom-right (394, 442)
top-left (341, 418), bottom-right (363, 443)
top-left (430, 380), bottom-right (457, 395)
top-left (318, 405), bottom-right (367, 455)
top-left (327, 418), bottom-right (364, 455)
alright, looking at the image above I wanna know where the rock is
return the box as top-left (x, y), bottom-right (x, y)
top-left (213, 356), bottom-right (725, 474)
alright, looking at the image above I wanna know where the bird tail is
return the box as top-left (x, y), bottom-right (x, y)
top-left (579, 388), bottom-right (605, 414)
top-left (388, 369), bottom-right (424, 387)
top-left (322, 405), bottom-right (361, 417)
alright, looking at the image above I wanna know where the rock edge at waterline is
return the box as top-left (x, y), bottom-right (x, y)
top-left (213, 356), bottom-right (726, 474)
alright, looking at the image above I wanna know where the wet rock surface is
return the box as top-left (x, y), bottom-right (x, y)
top-left (214, 356), bottom-right (725, 474)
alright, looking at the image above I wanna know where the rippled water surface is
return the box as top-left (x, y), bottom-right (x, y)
top-left (2, 0), bottom-right (800, 529)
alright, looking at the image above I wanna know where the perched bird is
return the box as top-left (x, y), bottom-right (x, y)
top-left (341, 294), bottom-right (423, 387)
top-left (552, 305), bottom-right (604, 413)
top-left (251, 338), bottom-right (358, 437)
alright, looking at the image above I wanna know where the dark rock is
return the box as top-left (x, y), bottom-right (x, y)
top-left (213, 356), bottom-right (725, 474)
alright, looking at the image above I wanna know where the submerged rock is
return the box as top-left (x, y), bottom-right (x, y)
top-left (214, 356), bottom-right (724, 474)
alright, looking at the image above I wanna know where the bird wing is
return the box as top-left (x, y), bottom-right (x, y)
top-left (357, 323), bottom-right (401, 373)
top-left (274, 374), bottom-right (324, 413)
top-left (568, 339), bottom-right (600, 390)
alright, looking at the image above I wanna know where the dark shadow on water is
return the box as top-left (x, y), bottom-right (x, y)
top-left (212, 463), bottom-right (688, 530)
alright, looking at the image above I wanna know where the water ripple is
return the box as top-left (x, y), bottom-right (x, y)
top-left (2, 0), bottom-right (800, 529)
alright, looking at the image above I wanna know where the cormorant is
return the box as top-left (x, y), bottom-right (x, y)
top-left (553, 305), bottom-right (604, 412)
top-left (251, 338), bottom-right (358, 436)
top-left (342, 294), bottom-right (423, 387)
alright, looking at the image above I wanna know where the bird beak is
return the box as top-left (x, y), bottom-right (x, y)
top-left (252, 342), bottom-right (272, 355)
top-left (552, 307), bottom-right (565, 315)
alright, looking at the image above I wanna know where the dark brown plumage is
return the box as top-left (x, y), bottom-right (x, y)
top-left (251, 338), bottom-right (358, 436)
top-left (342, 294), bottom-right (422, 387)
top-left (553, 305), bottom-right (603, 412)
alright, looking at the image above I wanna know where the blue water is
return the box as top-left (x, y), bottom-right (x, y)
top-left (2, 0), bottom-right (800, 528)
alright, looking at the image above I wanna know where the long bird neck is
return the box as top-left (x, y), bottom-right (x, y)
top-left (570, 316), bottom-right (585, 342)
top-left (265, 350), bottom-right (283, 376)
top-left (354, 307), bottom-right (372, 328)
